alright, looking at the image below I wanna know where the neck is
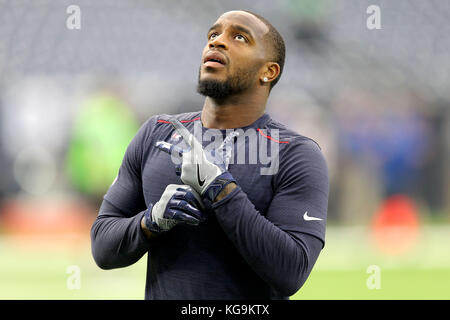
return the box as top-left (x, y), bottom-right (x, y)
top-left (201, 88), bottom-right (268, 129)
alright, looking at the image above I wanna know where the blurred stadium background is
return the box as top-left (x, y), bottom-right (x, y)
top-left (0, 0), bottom-right (449, 299)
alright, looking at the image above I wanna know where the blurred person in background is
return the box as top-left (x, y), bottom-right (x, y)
top-left (332, 88), bottom-right (437, 223)
top-left (91, 10), bottom-right (329, 299)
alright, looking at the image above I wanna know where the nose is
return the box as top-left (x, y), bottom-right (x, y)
top-left (208, 34), bottom-right (227, 50)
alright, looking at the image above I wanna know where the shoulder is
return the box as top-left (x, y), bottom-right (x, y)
top-left (265, 118), bottom-right (328, 180)
top-left (264, 117), bottom-right (323, 156)
top-left (138, 110), bottom-right (202, 140)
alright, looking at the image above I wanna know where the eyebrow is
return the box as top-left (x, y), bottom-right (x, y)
top-left (207, 23), bottom-right (255, 40)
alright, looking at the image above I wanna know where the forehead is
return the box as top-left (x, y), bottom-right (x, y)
top-left (213, 11), bottom-right (269, 38)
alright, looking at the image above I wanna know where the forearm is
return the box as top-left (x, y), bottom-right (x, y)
top-left (212, 186), bottom-right (317, 296)
top-left (91, 201), bottom-right (150, 270)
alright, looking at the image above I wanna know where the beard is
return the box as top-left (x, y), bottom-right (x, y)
top-left (196, 64), bottom-right (260, 99)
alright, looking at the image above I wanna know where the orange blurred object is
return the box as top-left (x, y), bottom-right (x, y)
top-left (0, 197), bottom-right (96, 250)
top-left (371, 194), bottom-right (420, 255)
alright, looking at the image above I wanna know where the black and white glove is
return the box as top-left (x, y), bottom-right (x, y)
top-left (144, 184), bottom-right (206, 234)
top-left (155, 117), bottom-right (238, 204)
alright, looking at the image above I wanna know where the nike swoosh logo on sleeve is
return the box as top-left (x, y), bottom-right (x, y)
top-left (197, 163), bottom-right (205, 187)
top-left (303, 211), bottom-right (323, 221)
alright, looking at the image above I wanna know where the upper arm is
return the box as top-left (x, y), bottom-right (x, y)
top-left (266, 139), bottom-right (329, 247)
top-left (103, 117), bottom-right (155, 216)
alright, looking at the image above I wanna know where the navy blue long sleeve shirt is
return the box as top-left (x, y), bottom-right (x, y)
top-left (91, 111), bottom-right (329, 299)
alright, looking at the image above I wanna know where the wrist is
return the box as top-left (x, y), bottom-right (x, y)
top-left (141, 205), bottom-right (159, 239)
top-left (141, 216), bottom-right (157, 239)
top-left (213, 182), bottom-right (237, 202)
top-left (202, 172), bottom-right (236, 203)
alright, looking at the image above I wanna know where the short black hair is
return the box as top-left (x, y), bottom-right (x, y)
top-left (244, 10), bottom-right (286, 89)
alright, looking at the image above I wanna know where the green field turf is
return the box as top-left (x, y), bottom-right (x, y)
top-left (1, 225), bottom-right (449, 299)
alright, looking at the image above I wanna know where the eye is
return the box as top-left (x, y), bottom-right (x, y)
top-left (209, 32), bottom-right (218, 40)
top-left (234, 34), bottom-right (247, 42)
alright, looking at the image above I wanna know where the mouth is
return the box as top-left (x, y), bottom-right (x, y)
top-left (203, 51), bottom-right (227, 68)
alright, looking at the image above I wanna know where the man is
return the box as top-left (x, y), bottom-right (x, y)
top-left (91, 10), bottom-right (329, 300)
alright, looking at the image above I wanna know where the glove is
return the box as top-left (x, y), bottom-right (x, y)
top-left (155, 117), bottom-right (238, 204)
top-left (144, 184), bottom-right (206, 234)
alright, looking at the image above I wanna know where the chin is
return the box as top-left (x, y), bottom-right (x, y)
top-left (197, 77), bottom-right (232, 99)
top-left (199, 76), bottom-right (225, 86)
top-left (201, 68), bottom-right (225, 77)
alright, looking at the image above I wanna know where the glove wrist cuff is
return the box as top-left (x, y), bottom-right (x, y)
top-left (202, 172), bottom-right (235, 203)
top-left (144, 204), bottom-right (162, 234)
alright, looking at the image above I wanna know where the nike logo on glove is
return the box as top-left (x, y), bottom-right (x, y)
top-left (197, 163), bottom-right (205, 187)
top-left (303, 211), bottom-right (323, 221)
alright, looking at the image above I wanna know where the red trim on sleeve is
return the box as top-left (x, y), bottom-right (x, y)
top-left (181, 117), bottom-right (201, 123)
top-left (257, 128), bottom-right (289, 144)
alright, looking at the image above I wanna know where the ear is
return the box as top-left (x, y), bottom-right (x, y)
top-left (260, 62), bottom-right (280, 85)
